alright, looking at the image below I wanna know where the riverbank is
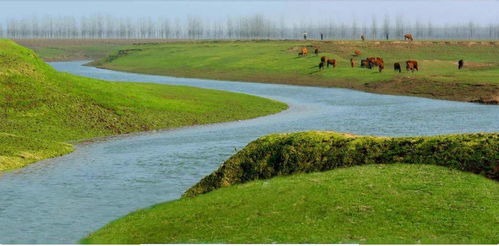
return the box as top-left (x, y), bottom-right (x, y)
top-left (82, 131), bottom-right (499, 243)
top-left (82, 163), bottom-right (499, 244)
top-left (20, 39), bottom-right (499, 104)
top-left (0, 40), bottom-right (287, 171)
top-left (82, 40), bottom-right (498, 104)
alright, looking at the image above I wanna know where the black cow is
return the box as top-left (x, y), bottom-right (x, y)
top-left (394, 62), bottom-right (401, 73)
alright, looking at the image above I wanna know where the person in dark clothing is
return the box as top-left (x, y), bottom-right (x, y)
top-left (320, 33), bottom-right (324, 40)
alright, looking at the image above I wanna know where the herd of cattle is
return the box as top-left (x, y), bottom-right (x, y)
top-left (297, 34), bottom-right (465, 73)
top-left (300, 46), bottom-right (423, 73)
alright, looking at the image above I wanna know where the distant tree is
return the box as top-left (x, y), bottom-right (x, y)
top-left (371, 17), bottom-right (377, 39)
top-left (382, 15), bottom-right (390, 40)
top-left (468, 21), bottom-right (475, 39)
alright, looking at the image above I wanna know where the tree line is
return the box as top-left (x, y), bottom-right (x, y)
top-left (1, 15), bottom-right (498, 40)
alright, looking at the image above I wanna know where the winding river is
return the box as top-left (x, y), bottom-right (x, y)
top-left (1, 61), bottom-right (498, 243)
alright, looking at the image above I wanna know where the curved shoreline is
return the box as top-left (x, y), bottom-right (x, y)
top-left (1, 61), bottom-right (498, 243)
top-left (91, 63), bottom-right (499, 105)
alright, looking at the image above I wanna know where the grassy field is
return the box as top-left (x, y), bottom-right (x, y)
top-left (82, 40), bottom-right (499, 104)
top-left (0, 39), bottom-right (287, 171)
top-left (82, 164), bottom-right (499, 244)
top-left (14, 39), bottom-right (168, 61)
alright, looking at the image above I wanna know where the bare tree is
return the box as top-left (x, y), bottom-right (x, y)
top-left (382, 15), bottom-right (390, 40)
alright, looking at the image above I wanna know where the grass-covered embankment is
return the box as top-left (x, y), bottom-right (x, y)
top-left (0, 39), bottom-right (287, 171)
top-left (82, 131), bottom-right (498, 243)
top-left (90, 40), bottom-right (499, 104)
top-left (186, 131), bottom-right (498, 197)
top-left (14, 39), bottom-right (165, 62)
top-left (82, 164), bottom-right (499, 244)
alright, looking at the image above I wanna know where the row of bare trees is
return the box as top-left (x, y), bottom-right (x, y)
top-left (2, 15), bottom-right (499, 40)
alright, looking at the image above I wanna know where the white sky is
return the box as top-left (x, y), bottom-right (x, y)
top-left (0, 0), bottom-right (498, 25)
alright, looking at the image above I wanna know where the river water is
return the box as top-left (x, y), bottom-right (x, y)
top-left (0, 61), bottom-right (497, 243)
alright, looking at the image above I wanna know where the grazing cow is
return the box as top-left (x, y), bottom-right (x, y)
top-left (406, 60), bottom-right (419, 72)
top-left (319, 61), bottom-right (325, 70)
top-left (458, 59), bottom-right (464, 70)
top-left (361, 35), bottom-right (365, 41)
top-left (378, 62), bottom-right (384, 72)
top-left (350, 58), bottom-right (355, 68)
top-left (302, 47), bottom-right (308, 56)
top-left (404, 34), bottom-right (414, 41)
top-left (321, 56), bottom-right (326, 63)
top-left (314, 48), bottom-right (320, 56)
top-left (394, 62), bottom-right (402, 73)
top-left (354, 50), bottom-right (361, 56)
top-left (360, 59), bottom-right (371, 69)
top-left (365, 57), bottom-right (377, 69)
top-left (327, 59), bottom-right (336, 68)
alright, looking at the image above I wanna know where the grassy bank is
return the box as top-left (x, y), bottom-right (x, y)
top-left (0, 39), bottom-right (287, 171)
top-left (83, 131), bottom-right (498, 243)
top-left (82, 164), bottom-right (499, 244)
top-left (14, 39), bottom-right (168, 62)
top-left (86, 40), bottom-right (499, 104)
top-left (186, 131), bottom-right (499, 197)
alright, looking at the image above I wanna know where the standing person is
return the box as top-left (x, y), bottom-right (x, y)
top-left (303, 32), bottom-right (308, 40)
top-left (320, 32), bottom-right (324, 40)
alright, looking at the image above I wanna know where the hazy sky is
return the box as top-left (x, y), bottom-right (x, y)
top-left (1, 0), bottom-right (498, 25)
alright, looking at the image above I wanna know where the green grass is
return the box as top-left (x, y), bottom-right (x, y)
top-left (90, 40), bottom-right (499, 103)
top-left (0, 133), bottom-right (73, 170)
top-left (0, 39), bottom-right (287, 171)
top-left (14, 39), bottom-right (154, 61)
top-left (81, 164), bottom-right (499, 244)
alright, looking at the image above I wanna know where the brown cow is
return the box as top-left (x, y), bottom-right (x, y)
top-left (394, 62), bottom-right (402, 73)
top-left (365, 57), bottom-right (377, 69)
top-left (321, 56), bottom-right (326, 63)
top-left (314, 48), bottom-right (320, 56)
top-left (458, 59), bottom-right (464, 70)
top-left (367, 57), bottom-right (376, 63)
top-left (372, 57), bottom-right (385, 72)
top-left (404, 34), bottom-right (414, 41)
top-left (350, 58), bottom-right (355, 68)
top-left (360, 59), bottom-right (372, 69)
top-left (327, 59), bottom-right (336, 68)
top-left (378, 62), bottom-right (384, 72)
top-left (354, 50), bottom-right (361, 56)
top-left (406, 60), bottom-right (419, 72)
top-left (298, 47), bottom-right (308, 56)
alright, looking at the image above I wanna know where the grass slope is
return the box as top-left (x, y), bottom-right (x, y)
top-left (0, 39), bottom-right (287, 171)
top-left (186, 131), bottom-right (499, 197)
top-left (82, 164), bottom-right (499, 244)
top-left (14, 39), bottom-right (164, 61)
top-left (90, 40), bottom-right (499, 103)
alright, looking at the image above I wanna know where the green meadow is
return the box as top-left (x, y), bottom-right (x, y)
top-left (0, 39), bottom-right (287, 171)
top-left (87, 40), bottom-right (499, 103)
top-left (82, 164), bottom-right (499, 244)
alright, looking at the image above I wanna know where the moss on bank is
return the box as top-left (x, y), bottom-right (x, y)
top-left (185, 131), bottom-right (498, 197)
